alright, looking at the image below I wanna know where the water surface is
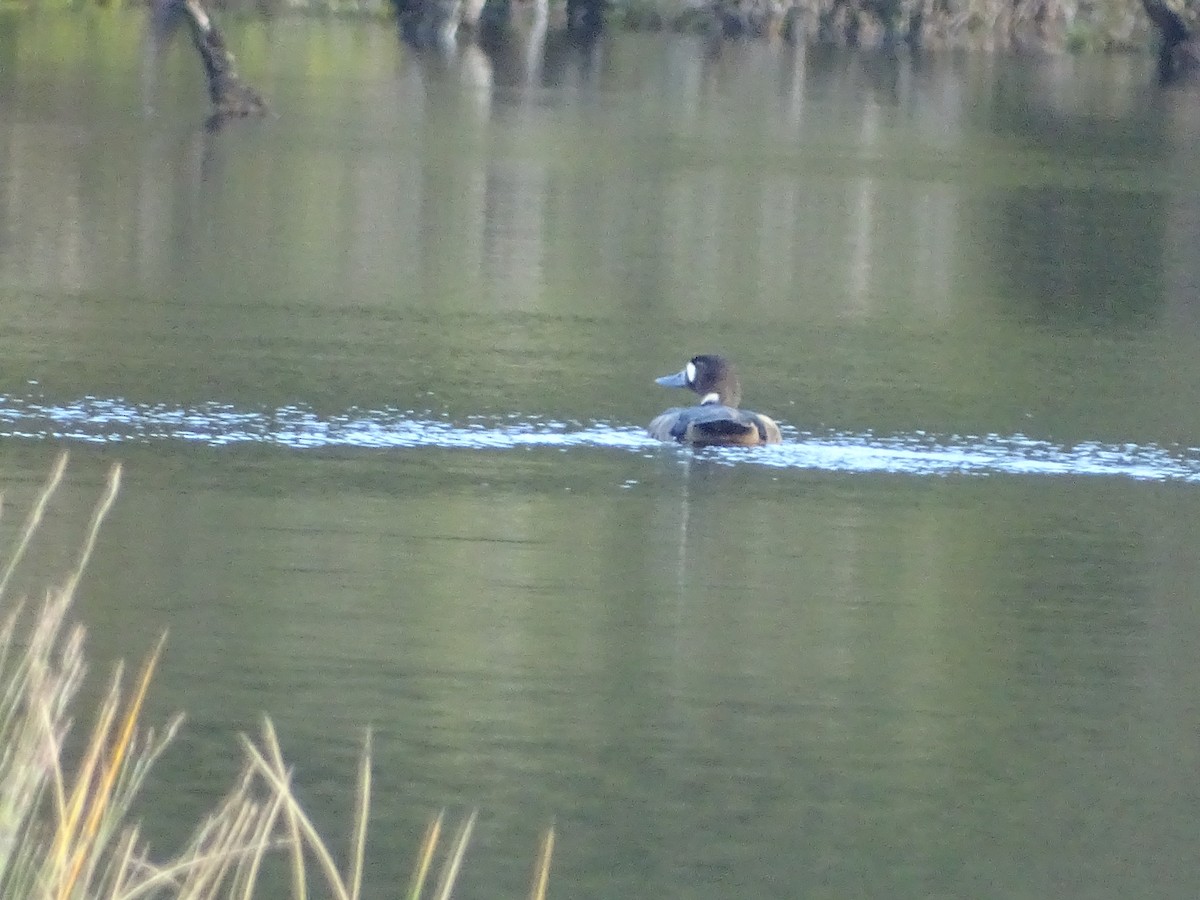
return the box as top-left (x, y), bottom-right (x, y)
top-left (3, 15), bottom-right (1200, 898)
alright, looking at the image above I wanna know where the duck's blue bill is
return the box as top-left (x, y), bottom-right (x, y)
top-left (655, 370), bottom-right (689, 387)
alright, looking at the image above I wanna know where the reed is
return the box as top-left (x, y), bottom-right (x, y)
top-left (0, 453), bottom-right (553, 900)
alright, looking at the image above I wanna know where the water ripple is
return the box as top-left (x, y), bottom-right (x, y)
top-left (2, 394), bottom-right (1198, 482)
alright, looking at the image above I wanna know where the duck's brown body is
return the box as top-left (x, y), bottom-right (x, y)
top-left (648, 404), bottom-right (781, 446)
top-left (649, 355), bottom-right (781, 447)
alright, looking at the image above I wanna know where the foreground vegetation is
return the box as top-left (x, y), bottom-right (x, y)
top-left (0, 454), bottom-right (553, 899)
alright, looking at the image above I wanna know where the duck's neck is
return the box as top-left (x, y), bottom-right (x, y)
top-left (702, 386), bottom-right (741, 407)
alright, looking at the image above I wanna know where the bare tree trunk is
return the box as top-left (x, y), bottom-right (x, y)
top-left (154, 0), bottom-right (269, 128)
top-left (1141, 0), bottom-right (1200, 81)
top-left (564, 0), bottom-right (603, 41)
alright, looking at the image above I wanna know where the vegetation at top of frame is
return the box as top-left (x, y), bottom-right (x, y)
top-left (1, 0), bottom-right (1172, 52)
top-left (0, 454), bottom-right (554, 900)
top-left (607, 0), bottom-right (1154, 50)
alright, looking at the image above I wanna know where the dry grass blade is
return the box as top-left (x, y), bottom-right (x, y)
top-left (407, 810), bottom-right (444, 900)
top-left (528, 825), bottom-right (554, 900)
top-left (348, 728), bottom-right (372, 900)
top-left (230, 778), bottom-right (290, 900)
top-left (48, 660), bottom-right (121, 879)
top-left (431, 809), bottom-right (477, 900)
top-left (53, 635), bottom-right (164, 899)
top-left (0, 600), bottom-right (21, 699)
top-left (260, 717), bottom-right (307, 900)
top-left (132, 770), bottom-right (271, 900)
top-left (241, 719), bottom-right (354, 900)
top-left (0, 600), bottom-right (85, 897)
top-left (128, 832), bottom-right (278, 900)
top-left (189, 800), bottom-right (264, 898)
top-left (59, 461), bottom-right (121, 603)
top-left (0, 451), bottom-right (67, 601)
top-left (103, 823), bottom-right (140, 898)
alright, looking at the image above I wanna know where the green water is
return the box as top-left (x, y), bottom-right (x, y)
top-left (3, 13), bottom-right (1200, 897)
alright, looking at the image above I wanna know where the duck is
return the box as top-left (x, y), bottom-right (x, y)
top-left (648, 354), bottom-right (782, 446)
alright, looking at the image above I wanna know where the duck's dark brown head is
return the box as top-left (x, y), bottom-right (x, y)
top-left (655, 354), bottom-right (743, 408)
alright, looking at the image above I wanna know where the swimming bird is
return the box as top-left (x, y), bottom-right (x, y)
top-left (648, 354), bottom-right (782, 446)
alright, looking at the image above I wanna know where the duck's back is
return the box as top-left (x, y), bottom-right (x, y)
top-left (649, 404), bottom-right (781, 446)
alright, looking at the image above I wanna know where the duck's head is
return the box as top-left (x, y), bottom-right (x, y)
top-left (655, 354), bottom-right (742, 408)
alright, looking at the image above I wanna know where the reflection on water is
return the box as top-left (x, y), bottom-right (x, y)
top-left (4, 393), bottom-right (1200, 481)
top-left (8, 20), bottom-right (1196, 332)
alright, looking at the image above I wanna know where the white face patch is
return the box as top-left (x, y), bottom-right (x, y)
top-left (685, 361), bottom-right (697, 384)
top-left (700, 391), bottom-right (720, 405)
